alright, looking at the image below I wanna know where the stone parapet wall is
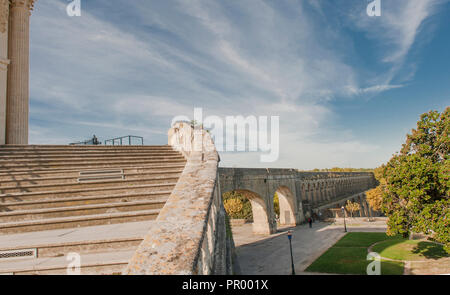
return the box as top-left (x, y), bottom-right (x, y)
top-left (124, 122), bottom-right (234, 274)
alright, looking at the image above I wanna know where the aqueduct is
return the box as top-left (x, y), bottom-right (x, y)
top-left (219, 168), bottom-right (377, 235)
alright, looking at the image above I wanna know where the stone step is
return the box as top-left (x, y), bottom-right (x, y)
top-left (0, 209), bottom-right (160, 235)
top-left (0, 149), bottom-right (174, 155)
top-left (0, 249), bottom-right (134, 275)
top-left (0, 221), bottom-right (152, 258)
top-left (0, 169), bottom-right (184, 186)
top-left (0, 174), bottom-right (181, 194)
top-left (0, 191), bottom-right (171, 211)
top-left (0, 144), bottom-right (171, 150)
top-left (0, 151), bottom-right (183, 162)
top-left (0, 155), bottom-right (185, 166)
top-left (0, 199), bottom-right (166, 223)
top-left (0, 154), bottom-right (183, 162)
top-left (0, 182), bottom-right (177, 202)
top-left (0, 164), bottom-right (186, 179)
top-left (0, 159), bottom-right (186, 172)
top-left (0, 151), bottom-right (180, 158)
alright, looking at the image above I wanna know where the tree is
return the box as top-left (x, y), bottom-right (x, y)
top-left (381, 108), bottom-right (449, 252)
top-left (367, 186), bottom-right (383, 211)
top-left (223, 191), bottom-right (253, 221)
top-left (224, 198), bottom-right (244, 219)
top-left (366, 166), bottom-right (385, 211)
top-left (345, 200), bottom-right (361, 218)
top-left (273, 193), bottom-right (280, 216)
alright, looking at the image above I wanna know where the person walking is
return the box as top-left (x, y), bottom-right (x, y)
top-left (308, 217), bottom-right (312, 228)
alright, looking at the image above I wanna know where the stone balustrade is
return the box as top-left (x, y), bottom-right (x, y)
top-left (124, 122), bottom-right (235, 274)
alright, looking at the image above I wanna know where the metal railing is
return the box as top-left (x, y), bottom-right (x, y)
top-left (104, 135), bottom-right (144, 146)
top-left (70, 135), bottom-right (101, 145)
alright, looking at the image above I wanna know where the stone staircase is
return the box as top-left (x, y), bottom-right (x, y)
top-left (0, 145), bottom-right (186, 274)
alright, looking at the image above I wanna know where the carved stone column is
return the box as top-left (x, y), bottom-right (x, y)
top-left (0, 0), bottom-right (9, 144)
top-left (6, 0), bottom-right (35, 144)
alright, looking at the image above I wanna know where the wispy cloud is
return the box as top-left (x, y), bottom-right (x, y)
top-left (28, 0), bottom-right (448, 168)
top-left (345, 84), bottom-right (405, 96)
top-left (350, 0), bottom-right (448, 76)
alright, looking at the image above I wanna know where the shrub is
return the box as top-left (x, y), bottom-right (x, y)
top-left (274, 193), bottom-right (280, 216)
top-left (224, 198), bottom-right (244, 218)
top-left (223, 191), bottom-right (253, 221)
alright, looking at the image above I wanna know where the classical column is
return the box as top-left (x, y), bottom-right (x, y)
top-left (6, 0), bottom-right (34, 144)
top-left (0, 0), bottom-right (9, 144)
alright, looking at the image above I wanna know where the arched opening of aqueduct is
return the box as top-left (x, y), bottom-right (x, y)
top-left (223, 189), bottom-right (276, 235)
top-left (274, 186), bottom-right (296, 226)
top-left (235, 190), bottom-right (273, 235)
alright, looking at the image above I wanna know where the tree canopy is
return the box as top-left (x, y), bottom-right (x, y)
top-left (345, 200), bottom-right (361, 218)
top-left (366, 166), bottom-right (385, 211)
top-left (381, 108), bottom-right (449, 252)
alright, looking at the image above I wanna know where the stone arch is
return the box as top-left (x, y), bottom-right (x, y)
top-left (275, 186), bottom-right (296, 226)
top-left (233, 189), bottom-right (275, 235)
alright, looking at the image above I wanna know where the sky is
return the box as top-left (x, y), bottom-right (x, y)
top-left (29, 0), bottom-right (450, 169)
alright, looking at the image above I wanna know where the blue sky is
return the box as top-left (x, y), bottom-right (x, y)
top-left (29, 0), bottom-right (450, 169)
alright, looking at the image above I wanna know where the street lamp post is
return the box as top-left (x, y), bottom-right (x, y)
top-left (341, 206), bottom-right (347, 233)
top-left (287, 230), bottom-right (295, 275)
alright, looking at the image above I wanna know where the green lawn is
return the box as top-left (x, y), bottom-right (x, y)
top-left (334, 232), bottom-right (403, 247)
top-left (305, 232), bottom-right (405, 275)
top-left (372, 239), bottom-right (449, 261)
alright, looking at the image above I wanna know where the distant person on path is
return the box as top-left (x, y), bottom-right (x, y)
top-left (308, 217), bottom-right (312, 228)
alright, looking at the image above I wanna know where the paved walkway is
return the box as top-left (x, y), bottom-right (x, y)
top-left (0, 220), bottom-right (154, 249)
top-left (233, 221), bottom-right (387, 275)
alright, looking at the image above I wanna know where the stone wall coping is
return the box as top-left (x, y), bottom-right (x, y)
top-left (218, 168), bottom-right (374, 181)
top-left (124, 122), bottom-right (220, 274)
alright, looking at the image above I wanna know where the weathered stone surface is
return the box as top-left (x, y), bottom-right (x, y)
top-left (124, 122), bottom-right (233, 274)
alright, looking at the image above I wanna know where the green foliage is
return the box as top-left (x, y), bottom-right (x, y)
top-left (273, 193), bottom-right (280, 216)
top-left (365, 166), bottom-right (386, 212)
top-left (224, 198), bottom-right (243, 217)
top-left (382, 108), bottom-right (450, 252)
top-left (222, 191), bottom-right (253, 221)
top-left (345, 200), bottom-right (361, 217)
top-left (366, 186), bottom-right (383, 211)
